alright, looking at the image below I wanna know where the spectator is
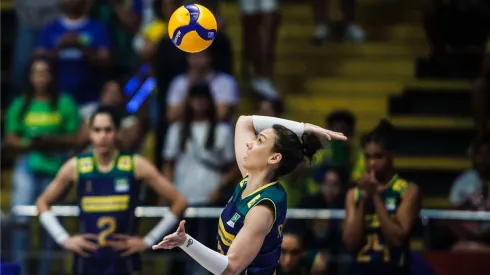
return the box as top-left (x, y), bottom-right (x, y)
top-left (91, 0), bottom-right (143, 75)
top-left (296, 167), bottom-right (347, 275)
top-left (34, 0), bottom-right (111, 106)
top-left (423, 0), bottom-right (489, 58)
top-left (448, 135), bottom-right (490, 252)
top-left (163, 83), bottom-right (236, 205)
top-left (256, 97), bottom-right (284, 117)
top-left (277, 226), bottom-right (327, 275)
top-left (239, 0), bottom-right (280, 99)
top-left (79, 79), bottom-right (149, 152)
top-left (10, 0), bottom-right (59, 98)
top-left (316, 110), bottom-right (357, 175)
top-left (162, 83), bottom-right (236, 274)
top-left (5, 56), bottom-right (81, 275)
top-left (311, 0), bottom-right (365, 43)
top-left (166, 49), bottom-right (239, 122)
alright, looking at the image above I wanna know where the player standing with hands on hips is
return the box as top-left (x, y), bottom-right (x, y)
top-left (153, 115), bottom-right (347, 275)
top-left (36, 107), bottom-right (188, 275)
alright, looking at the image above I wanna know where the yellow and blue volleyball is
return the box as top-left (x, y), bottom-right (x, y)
top-left (168, 4), bottom-right (218, 53)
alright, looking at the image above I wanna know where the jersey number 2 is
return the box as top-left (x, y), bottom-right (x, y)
top-left (97, 216), bottom-right (116, 246)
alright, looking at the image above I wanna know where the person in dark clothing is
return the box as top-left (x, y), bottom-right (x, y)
top-left (296, 166), bottom-right (348, 275)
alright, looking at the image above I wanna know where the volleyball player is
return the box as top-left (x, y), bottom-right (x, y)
top-left (36, 107), bottom-right (188, 275)
top-left (343, 120), bottom-right (421, 275)
top-left (153, 115), bottom-right (347, 275)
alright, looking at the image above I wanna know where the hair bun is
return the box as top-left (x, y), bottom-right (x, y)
top-left (301, 133), bottom-right (322, 162)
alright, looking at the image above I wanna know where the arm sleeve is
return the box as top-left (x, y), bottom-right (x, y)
top-left (37, 25), bottom-right (55, 49)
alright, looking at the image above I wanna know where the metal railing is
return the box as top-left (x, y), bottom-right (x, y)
top-left (12, 205), bottom-right (490, 221)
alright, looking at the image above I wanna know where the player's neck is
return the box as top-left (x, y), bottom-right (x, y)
top-left (377, 171), bottom-right (396, 188)
top-left (243, 170), bottom-right (275, 197)
top-left (94, 149), bottom-right (118, 169)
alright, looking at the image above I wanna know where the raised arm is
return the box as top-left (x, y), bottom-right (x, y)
top-left (234, 116), bottom-right (258, 177)
top-left (134, 155), bottom-right (188, 245)
top-left (234, 115), bottom-right (347, 177)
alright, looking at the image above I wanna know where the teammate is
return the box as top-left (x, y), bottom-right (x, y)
top-left (153, 115), bottom-right (347, 275)
top-left (36, 107), bottom-right (188, 275)
top-left (278, 226), bottom-right (327, 275)
top-left (342, 120), bottom-right (421, 275)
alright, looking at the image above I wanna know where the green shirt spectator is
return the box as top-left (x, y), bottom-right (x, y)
top-left (6, 93), bottom-right (81, 175)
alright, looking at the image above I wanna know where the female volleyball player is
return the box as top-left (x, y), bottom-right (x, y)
top-left (153, 115), bottom-right (347, 275)
top-left (342, 120), bottom-right (420, 275)
top-left (36, 107), bottom-right (188, 275)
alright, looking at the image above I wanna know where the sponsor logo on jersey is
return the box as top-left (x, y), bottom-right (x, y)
top-left (115, 178), bottom-right (130, 192)
top-left (227, 213), bottom-right (241, 228)
top-left (385, 197), bottom-right (396, 211)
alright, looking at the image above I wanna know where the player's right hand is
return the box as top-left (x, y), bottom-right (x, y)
top-left (152, 220), bottom-right (187, 250)
top-left (304, 123), bottom-right (347, 142)
top-left (62, 234), bottom-right (98, 257)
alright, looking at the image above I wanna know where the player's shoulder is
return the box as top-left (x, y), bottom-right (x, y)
top-left (392, 175), bottom-right (418, 195)
top-left (260, 182), bottom-right (288, 209)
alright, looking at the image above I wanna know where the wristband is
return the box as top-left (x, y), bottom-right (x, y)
top-left (39, 210), bottom-right (70, 245)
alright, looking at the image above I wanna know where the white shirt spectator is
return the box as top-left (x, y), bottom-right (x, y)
top-left (166, 72), bottom-right (239, 106)
top-left (449, 170), bottom-right (488, 208)
top-left (163, 121), bottom-right (235, 205)
top-left (449, 169), bottom-right (490, 233)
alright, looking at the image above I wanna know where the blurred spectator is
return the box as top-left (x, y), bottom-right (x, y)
top-left (256, 97), bottom-right (284, 117)
top-left (166, 49), bottom-right (238, 122)
top-left (137, 0), bottom-right (176, 61)
top-left (239, 0), bottom-right (280, 99)
top-left (448, 135), bottom-right (490, 252)
top-left (162, 83), bottom-right (236, 274)
top-left (296, 167), bottom-right (347, 275)
top-left (423, 0), bottom-right (489, 57)
top-left (79, 79), bottom-right (149, 152)
top-left (316, 110), bottom-right (357, 173)
top-left (10, 0), bottom-right (59, 98)
top-left (5, 56), bottom-right (81, 275)
top-left (91, 0), bottom-right (142, 75)
top-left (154, 29), bottom-right (233, 104)
top-left (278, 226), bottom-right (327, 275)
top-left (311, 0), bottom-right (365, 43)
top-left (34, 0), bottom-right (111, 106)
top-left (163, 83), bottom-right (236, 206)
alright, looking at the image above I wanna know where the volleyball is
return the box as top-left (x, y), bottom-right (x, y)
top-left (168, 4), bottom-right (218, 53)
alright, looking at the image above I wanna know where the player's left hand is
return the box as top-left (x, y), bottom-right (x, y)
top-left (107, 234), bottom-right (149, 257)
top-left (152, 220), bottom-right (187, 250)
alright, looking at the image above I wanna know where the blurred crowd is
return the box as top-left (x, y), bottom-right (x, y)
top-left (1, 0), bottom-right (490, 275)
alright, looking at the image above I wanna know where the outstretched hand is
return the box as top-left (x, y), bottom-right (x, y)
top-left (152, 220), bottom-right (187, 250)
top-left (304, 123), bottom-right (347, 143)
